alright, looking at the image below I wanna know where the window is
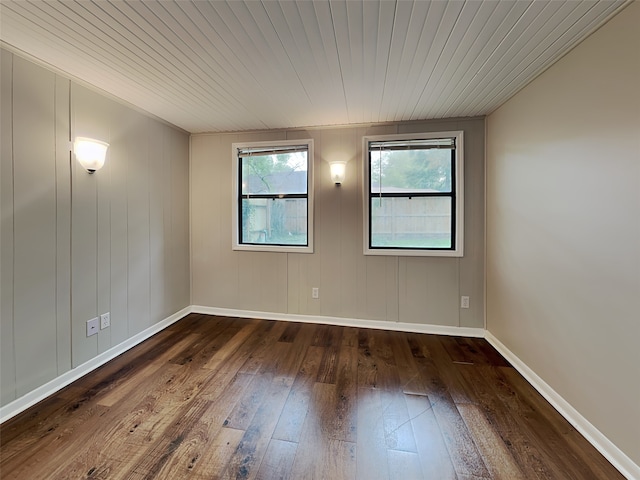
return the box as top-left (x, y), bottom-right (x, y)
top-left (363, 131), bottom-right (464, 257)
top-left (232, 139), bottom-right (314, 253)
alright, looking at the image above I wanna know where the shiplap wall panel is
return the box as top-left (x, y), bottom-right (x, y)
top-left (0, 50), bottom-right (16, 405)
top-left (162, 125), bottom-right (177, 319)
top-left (149, 120), bottom-right (165, 324)
top-left (317, 129), bottom-right (351, 316)
top-left (399, 257), bottom-right (460, 326)
top-left (54, 77), bottom-right (72, 371)
top-left (0, 49), bottom-right (190, 409)
top-left (190, 134), bottom-right (217, 306)
top-left (456, 119), bottom-right (485, 328)
top-left (96, 130), bottom-right (112, 355)
top-left (12, 57), bottom-right (59, 395)
top-left (127, 111), bottom-right (151, 336)
top-left (191, 117), bottom-right (484, 328)
top-left (108, 103), bottom-right (130, 347)
top-left (173, 127), bottom-right (190, 308)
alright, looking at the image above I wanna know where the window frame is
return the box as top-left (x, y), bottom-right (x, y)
top-left (362, 131), bottom-right (464, 257)
top-left (232, 139), bottom-right (314, 253)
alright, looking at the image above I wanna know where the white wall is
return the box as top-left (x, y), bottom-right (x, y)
top-left (191, 118), bottom-right (485, 329)
top-left (0, 50), bottom-right (190, 407)
top-left (486, 2), bottom-right (639, 470)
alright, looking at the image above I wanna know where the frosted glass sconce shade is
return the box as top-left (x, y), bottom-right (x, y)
top-left (74, 137), bottom-right (109, 173)
top-left (330, 161), bottom-right (346, 185)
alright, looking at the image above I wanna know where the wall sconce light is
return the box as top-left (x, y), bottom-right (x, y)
top-left (330, 161), bottom-right (346, 185)
top-left (74, 137), bottom-right (109, 174)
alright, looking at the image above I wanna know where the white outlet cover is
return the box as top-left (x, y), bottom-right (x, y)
top-left (100, 312), bottom-right (110, 329)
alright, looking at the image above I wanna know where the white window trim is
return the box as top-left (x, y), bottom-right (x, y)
top-left (232, 138), bottom-right (314, 253)
top-left (362, 131), bottom-right (464, 257)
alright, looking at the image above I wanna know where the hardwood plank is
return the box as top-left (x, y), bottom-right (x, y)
top-left (316, 326), bottom-right (343, 384)
top-left (457, 403), bottom-right (526, 480)
top-left (357, 328), bottom-right (401, 390)
top-left (190, 427), bottom-right (245, 479)
top-left (405, 393), bottom-right (457, 480)
top-left (274, 322), bottom-right (317, 382)
top-left (224, 342), bottom-right (290, 431)
top-left (119, 399), bottom-right (213, 479)
top-left (278, 321), bottom-right (302, 343)
top-left (416, 334), bottom-right (478, 405)
top-left (272, 345), bottom-right (324, 442)
top-left (148, 373), bottom-right (254, 478)
top-left (388, 332), bottom-right (427, 396)
top-left (221, 376), bottom-right (294, 480)
top-left (333, 343), bottom-right (358, 443)
top-left (380, 390), bottom-right (417, 453)
top-left (0, 401), bottom-right (112, 479)
top-left (289, 382), bottom-right (357, 480)
top-left (237, 320), bottom-right (289, 375)
top-left (341, 326), bottom-right (359, 347)
top-left (500, 367), bottom-right (624, 479)
top-left (355, 387), bottom-right (389, 480)
top-left (98, 333), bottom-right (201, 407)
top-left (456, 363), bottom-right (557, 479)
top-left (201, 319), bottom-right (264, 371)
top-left (367, 329), bottom-right (401, 391)
top-left (491, 366), bottom-right (626, 480)
top-left (254, 439), bottom-right (297, 480)
top-left (387, 449), bottom-right (423, 479)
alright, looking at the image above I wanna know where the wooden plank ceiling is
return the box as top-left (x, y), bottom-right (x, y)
top-left (0, 0), bottom-right (629, 133)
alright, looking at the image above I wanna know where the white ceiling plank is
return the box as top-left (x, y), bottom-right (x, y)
top-left (377, 0), bottom-right (415, 123)
top-left (390, 0), bottom-right (451, 122)
top-left (0, 0), bottom-right (629, 132)
top-left (412, 2), bottom-right (483, 118)
top-left (366, 0), bottom-right (396, 124)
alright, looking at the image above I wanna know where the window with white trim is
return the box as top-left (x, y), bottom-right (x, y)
top-left (363, 131), bottom-right (464, 257)
top-left (232, 139), bottom-right (314, 253)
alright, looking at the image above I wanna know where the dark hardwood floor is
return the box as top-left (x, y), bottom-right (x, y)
top-left (0, 314), bottom-right (624, 479)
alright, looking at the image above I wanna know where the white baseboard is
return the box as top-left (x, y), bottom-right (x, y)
top-left (0, 306), bottom-right (191, 424)
top-left (485, 331), bottom-right (640, 480)
top-left (191, 305), bottom-right (485, 338)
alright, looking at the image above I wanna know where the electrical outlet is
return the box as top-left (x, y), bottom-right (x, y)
top-left (100, 312), bottom-right (110, 329)
top-left (312, 287), bottom-right (319, 299)
top-left (87, 317), bottom-right (99, 337)
top-left (461, 296), bottom-right (470, 309)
